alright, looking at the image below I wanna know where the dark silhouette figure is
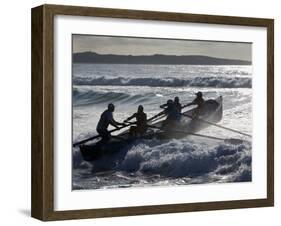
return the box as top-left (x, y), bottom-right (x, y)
top-left (124, 105), bottom-right (147, 137)
top-left (161, 99), bottom-right (181, 130)
top-left (183, 92), bottom-right (205, 118)
top-left (96, 103), bottom-right (124, 142)
top-left (174, 96), bottom-right (182, 113)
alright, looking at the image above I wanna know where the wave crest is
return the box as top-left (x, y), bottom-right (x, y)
top-left (73, 88), bottom-right (156, 106)
top-left (73, 76), bottom-right (252, 88)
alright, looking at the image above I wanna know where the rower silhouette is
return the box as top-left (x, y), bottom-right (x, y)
top-left (124, 105), bottom-right (147, 137)
top-left (174, 96), bottom-right (182, 113)
top-left (96, 103), bottom-right (124, 142)
top-left (183, 91), bottom-right (205, 118)
top-left (160, 96), bottom-right (182, 113)
top-left (161, 99), bottom-right (181, 130)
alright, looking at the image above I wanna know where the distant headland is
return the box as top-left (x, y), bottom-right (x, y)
top-left (73, 52), bottom-right (251, 65)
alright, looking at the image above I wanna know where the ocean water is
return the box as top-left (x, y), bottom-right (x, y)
top-left (72, 63), bottom-right (252, 190)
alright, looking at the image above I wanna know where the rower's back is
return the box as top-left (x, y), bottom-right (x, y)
top-left (135, 112), bottom-right (147, 127)
top-left (174, 96), bottom-right (182, 113)
top-left (165, 104), bottom-right (181, 121)
top-left (97, 109), bottom-right (113, 131)
top-left (193, 96), bottom-right (205, 108)
top-left (174, 102), bottom-right (182, 113)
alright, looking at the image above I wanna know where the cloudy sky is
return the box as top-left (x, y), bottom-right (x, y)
top-left (73, 35), bottom-right (252, 61)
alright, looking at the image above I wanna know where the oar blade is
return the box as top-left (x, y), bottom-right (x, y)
top-left (224, 138), bottom-right (246, 145)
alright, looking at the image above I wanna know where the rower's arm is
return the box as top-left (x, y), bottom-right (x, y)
top-left (113, 119), bottom-right (124, 126)
top-left (109, 120), bottom-right (119, 128)
top-left (124, 114), bottom-right (135, 122)
top-left (109, 115), bottom-right (124, 128)
top-left (160, 103), bottom-right (167, 109)
top-left (182, 102), bottom-right (196, 109)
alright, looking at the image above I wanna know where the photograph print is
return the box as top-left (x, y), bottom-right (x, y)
top-left (72, 35), bottom-right (252, 190)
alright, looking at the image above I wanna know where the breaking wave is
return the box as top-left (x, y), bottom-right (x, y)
top-left (73, 88), bottom-right (157, 106)
top-left (72, 139), bottom-right (252, 184)
top-left (117, 139), bottom-right (251, 182)
top-left (73, 76), bottom-right (252, 88)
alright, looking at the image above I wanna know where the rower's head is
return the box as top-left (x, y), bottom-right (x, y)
top-left (138, 105), bottom-right (144, 113)
top-left (108, 103), bottom-right (115, 112)
top-left (196, 91), bottom-right (203, 98)
top-left (167, 99), bottom-right (173, 106)
top-left (174, 96), bottom-right (179, 103)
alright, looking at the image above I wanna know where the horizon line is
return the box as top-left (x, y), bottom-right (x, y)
top-left (73, 51), bottom-right (252, 62)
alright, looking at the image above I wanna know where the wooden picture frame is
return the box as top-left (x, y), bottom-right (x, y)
top-left (31, 4), bottom-right (274, 221)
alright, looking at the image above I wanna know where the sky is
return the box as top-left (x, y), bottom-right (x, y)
top-left (73, 35), bottom-right (252, 61)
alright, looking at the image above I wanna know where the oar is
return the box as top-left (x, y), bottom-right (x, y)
top-left (182, 113), bottom-right (252, 138)
top-left (148, 125), bottom-right (224, 141)
top-left (149, 113), bottom-right (166, 123)
top-left (73, 122), bottom-right (134, 147)
top-left (147, 125), bottom-right (245, 144)
top-left (147, 110), bottom-right (165, 122)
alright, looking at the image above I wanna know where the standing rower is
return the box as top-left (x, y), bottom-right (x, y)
top-left (124, 105), bottom-right (147, 137)
top-left (96, 103), bottom-right (124, 142)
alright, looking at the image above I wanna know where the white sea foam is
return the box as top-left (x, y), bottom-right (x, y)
top-left (72, 138), bottom-right (252, 189)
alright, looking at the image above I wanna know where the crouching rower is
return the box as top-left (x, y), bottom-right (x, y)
top-left (96, 103), bottom-right (124, 143)
top-left (124, 105), bottom-right (147, 137)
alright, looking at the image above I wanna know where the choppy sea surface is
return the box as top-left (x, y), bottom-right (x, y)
top-left (72, 64), bottom-right (252, 190)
